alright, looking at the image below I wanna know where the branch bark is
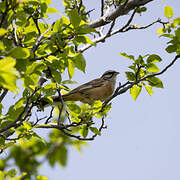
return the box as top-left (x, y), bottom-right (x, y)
top-left (87, 0), bottom-right (153, 28)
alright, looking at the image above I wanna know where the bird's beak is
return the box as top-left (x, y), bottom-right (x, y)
top-left (116, 71), bottom-right (120, 75)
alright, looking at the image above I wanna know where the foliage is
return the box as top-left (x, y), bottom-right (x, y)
top-left (0, 0), bottom-right (179, 178)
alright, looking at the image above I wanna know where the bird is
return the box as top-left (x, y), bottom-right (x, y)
top-left (41, 70), bottom-right (119, 107)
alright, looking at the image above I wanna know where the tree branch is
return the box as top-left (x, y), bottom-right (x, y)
top-left (35, 116), bottom-right (106, 141)
top-left (0, 88), bottom-right (8, 103)
top-left (87, 0), bottom-right (153, 28)
top-left (79, 14), bottom-right (164, 53)
top-left (101, 0), bottom-right (105, 17)
top-left (45, 107), bottom-right (54, 124)
top-left (0, 88), bottom-right (40, 134)
top-left (103, 54), bottom-right (180, 108)
top-left (56, 89), bottom-right (64, 127)
top-left (32, 22), bottom-right (54, 53)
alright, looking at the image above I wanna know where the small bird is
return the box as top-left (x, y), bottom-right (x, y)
top-left (41, 70), bottom-right (119, 107)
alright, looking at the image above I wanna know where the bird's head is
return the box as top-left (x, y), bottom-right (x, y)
top-left (101, 70), bottom-right (119, 80)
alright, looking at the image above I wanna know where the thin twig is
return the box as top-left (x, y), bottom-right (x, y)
top-left (78, 0), bottom-right (83, 14)
top-left (0, 88), bottom-right (8, 103)
top-left (33, 18), bottom-right (41, 36)
top-left (29, 49), bottom-right (59, 61)
top-left (33, 113), bottom-right (47, 126)
top-left (12, 20), bottom-right (18, 46)
top-left (32, 22), bottom-right (55, 52)
top-left (120, 7), bottom-right (137, 31)
top-left (107, 20), bottom-right (116, 36)
top-left (101, 0), bottom-right (104, 16)
top-left (56, 88), bottom-right (64, 127)
top-left (45, 107), bottom-right (54, 124)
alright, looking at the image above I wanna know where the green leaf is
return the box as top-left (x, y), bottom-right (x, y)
top-left (46, 7), bottom-right (59, 13)
top-left (36, 175), bottom-right (48, 180)
top-left (0, 57), bottom-right (19, 92)
top-left (137, 55), bottom-right (145, 65)
top-left (165, 45), bottom-right (177, 53)
top-left (92, 100), bottom-right (102, 112)
top-left (51, 69), bottom-right (62, 83)
top-left (0, 2), bottom-right (6, 13)
top-left (146, 63), bottom-right (160, 72)
top-left (83, 36), bottom-right (94, 45)
top-left (160, 34), bottom-right (174, 38)
top-left (48, 143), bottom-right (68, 167)
top-left (147, 54), bottom-right (162, 63)
top-left (0, 136), bottom-right (5, 147)
top-left (9, 47), bottom-right (30, 59)
top-left (0, 41), bottom-right (5, 51)
top-left (0, 159), bottom-right (5, 170)
top-left (73, 53), bottom-right (86, 73)
top-left (26, 62), bottom-right (46, 75)
top-left (62, 80), bottom-right (78, 84)
top-left (137, 6), bottom-right (147, 13)
top-left (90, 127), bottom-right (101, 135)
top-left (68, 9), bottom-right (81, 28)
top-left (23, 121), bottom-right (32, 130)
top-left (53, 19), bottom-right (63, 32)
top-left (24, 74), bottom-right (39, 87)
top-left (2, 142), bottom-right (15, 151)
top-left (79, 27), bottom-right (97, 34)
top-left (128, 65), bottom-right (136, 71)
top-left (58, 146), bottom-right (67, 167)
top-left (14, 98), bottom-right (24, 110)
top-left (43, 83), bottom-right (57, 96)
top-left (157, 27), bottom-right (166, 35)
top-left (102, 103), bottom-right (112, 116)
top-left (73, 36), bottom-right (87, 45)
top-left (144, 85), bottom-right (153, 96)
top-left (118, 52), bottom-right (134, 60)
top-left (80, 125), bottom-right (88, 138)
top-left (68, 59), bottom-right (75, 79)
top-left (0, 28), bottom-right (7, 36)
top-left (147, 77), bottom-right (163, 88)
top-left (7, 169), bottom-right (17, 177)
top-left (67, 103), bottom-right (81, 114)
top-left (62, 15), bottom-right (70, 25)
top-left (173, 17), bottom-right (180, 27)
top-left (164, 6), bottom-right (174, 19)
top-left (125, 71), bottom-right (136, 81)
top-left (175, 27), bottom-right (180, 41)
top-left (63, 0), bottom-right (70, 7)
top-left (130, 85), bottom-right (142, 101)
top-left (71, 140), bottom-right (88, 152)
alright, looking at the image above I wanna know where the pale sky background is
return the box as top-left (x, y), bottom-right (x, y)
top-left (38, 1), bottom-right (180, 179)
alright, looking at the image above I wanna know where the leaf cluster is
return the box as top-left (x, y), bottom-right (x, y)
top-left (119, 53), bottom-right (163, 100)
top-left (0, 0), bottom-right (97, 178)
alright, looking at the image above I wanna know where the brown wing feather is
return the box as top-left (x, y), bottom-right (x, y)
top-left (63, 78), bottom-right (105, 96)
top-left (53, 78), bottom-right (106, 104)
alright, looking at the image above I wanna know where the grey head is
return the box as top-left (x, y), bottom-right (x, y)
top-left (101, 70), bottom-right (119, 80)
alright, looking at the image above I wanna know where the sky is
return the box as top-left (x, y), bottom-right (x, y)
top-left (38, 1), bottom-right (180, 180)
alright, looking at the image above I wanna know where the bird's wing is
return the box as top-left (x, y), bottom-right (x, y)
top-left (64, 78), bottom-right (105, 96)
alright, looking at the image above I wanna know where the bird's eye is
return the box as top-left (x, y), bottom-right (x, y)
top-left (104, 72), bottom-right (113, 79)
